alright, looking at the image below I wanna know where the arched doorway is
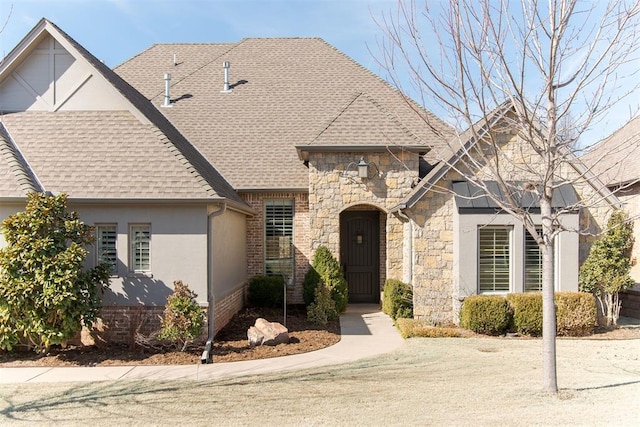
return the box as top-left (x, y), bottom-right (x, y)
top-left (340, 209), bottom-right (381, 303)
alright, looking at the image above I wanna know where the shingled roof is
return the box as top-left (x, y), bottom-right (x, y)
top-left (0, 19), bottom-right (249, 209)
top-left (115, 38), bottom-right (454, 191)
top-left (1, 111), bottom-right (225, 199)
top-left (581, 115), bottom-right (640, 187)
top-left (0, 122), bottom-right (42, 198)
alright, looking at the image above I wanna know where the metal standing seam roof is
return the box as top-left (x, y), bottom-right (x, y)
top-left (115, 38), bottom-right (455, 191)
top-left (452, 181), bottom-right (579, 213)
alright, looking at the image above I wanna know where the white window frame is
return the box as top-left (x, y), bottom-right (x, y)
top-left (478, 226), bottom-right (513, 294)
top-left (129, 224), bottom-right (151, 273)
top-left (96, 224), bottom-right (118, 275)
top-left (264, 199), bottom-right (294, 283)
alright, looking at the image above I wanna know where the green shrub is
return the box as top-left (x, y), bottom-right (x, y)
top-left (307, 281), bottom-right (338, 325)
top-left (0, 193), bottom-right (110, 352)
top-left (556, 292), bottom-right (597, 336)
top-left (247, 275), bottom-right (284, 308)
top-left (460, 295), bottom-right (512, 335)
top-left (507, 293), bottom-right (543, 336)
top-left (304, 246), bottom-right (348, 314)
top-left (158, 281), bottom-right (205, 351)
top-left (302, 267), bottom-right (321, 306)
top-left (579, 210), bottom-right (635, 326)
top-left (382, 279), bottom-right (413, 320)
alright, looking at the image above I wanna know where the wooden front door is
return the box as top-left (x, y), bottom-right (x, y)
top-left (340, 211), bottom-right (380, 303)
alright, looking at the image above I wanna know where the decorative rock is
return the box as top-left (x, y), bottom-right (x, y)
top-left (247, 318), bottom-right (289, 347)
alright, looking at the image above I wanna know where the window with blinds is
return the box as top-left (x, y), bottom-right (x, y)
top-left (524, 228), bottom-right (543, 292)
top-left (96, 224), bottom-right (117, 274)
top-left (265, 200), bottom-right (294, 281)
top-left (478, 227), bottom-right (511, 292)
top-left (130, 224), bottom-right (150, 272)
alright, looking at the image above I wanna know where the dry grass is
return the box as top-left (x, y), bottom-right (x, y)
top-left (1, 337), bottom-right (638, 426)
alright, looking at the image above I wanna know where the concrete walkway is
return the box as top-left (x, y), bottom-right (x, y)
top-left (0, 305), bottom-right (405, 384)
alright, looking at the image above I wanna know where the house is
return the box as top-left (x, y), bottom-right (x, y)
top-left (0, 19), bottom-right (619, 342)
top-left (581, 115), bottom-right (640, 318)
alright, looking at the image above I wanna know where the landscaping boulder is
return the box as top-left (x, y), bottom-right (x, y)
top-left (247, 318), bottom-right (289, 347)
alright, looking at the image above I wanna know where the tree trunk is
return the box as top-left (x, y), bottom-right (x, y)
top-left (541, 201), bottom-right (558, 393)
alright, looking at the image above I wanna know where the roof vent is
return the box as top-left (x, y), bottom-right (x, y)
top-left (221, 61), bottom-right (232, 93)
top-left (162, 73), bottom-right (172, 108)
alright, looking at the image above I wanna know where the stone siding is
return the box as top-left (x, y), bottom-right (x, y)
top-left (406, 172), bottom-right (457, 324)
top-left (308, 151), bottom-right (419, 293)
top-left (405, 130), bottom-right (614, 325)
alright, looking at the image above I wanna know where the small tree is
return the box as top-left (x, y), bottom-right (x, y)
top-left (579, 210), bottom-right (635, 326)
top-left (307, 280), bottom-right (338, 325)
top-left (158, 280), bottom-right (205, 351)
top-left (304, 246), bottom-right (349, 314)
top-left (0, 193), bottom-right (110, 351)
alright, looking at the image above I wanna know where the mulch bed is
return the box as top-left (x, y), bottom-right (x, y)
top-left (0, 305), bottom-right (341, 367)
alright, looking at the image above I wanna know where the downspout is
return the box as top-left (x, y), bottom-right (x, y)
top-left (201, 202), bottom-right (227, 364)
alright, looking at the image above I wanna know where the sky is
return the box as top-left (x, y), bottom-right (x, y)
top-left (0, 0), bottom-right (638, 144)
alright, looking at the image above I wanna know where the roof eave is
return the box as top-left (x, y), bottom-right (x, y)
top-left (66, 196), bottom-right (256, 215)
top-left (296, 145), bottom-right (430, 161)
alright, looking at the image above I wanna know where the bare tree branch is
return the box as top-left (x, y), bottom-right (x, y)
top-left (376, 0), bottom-right (640, 394)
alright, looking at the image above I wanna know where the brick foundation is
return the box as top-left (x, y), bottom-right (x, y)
top-left (82, 285), bottom-right (247, 345)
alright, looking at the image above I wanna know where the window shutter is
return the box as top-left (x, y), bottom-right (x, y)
top-left (97, 225), bottom-right (117, 273)
top-left (265, 200), bottom-right (294, 281)
top-left (479, 227), bottom-right (511, 292)
top-left (524, 228), bottom-right (542, 291)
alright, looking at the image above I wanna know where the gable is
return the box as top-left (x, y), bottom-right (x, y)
top-left (0, 34), bottom-right (131, 113)
top-left (308, 92), bottom-right (422, 147)
top-left (393, 104), bottom-right (619, 212)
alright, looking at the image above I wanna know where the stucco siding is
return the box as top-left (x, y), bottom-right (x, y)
top-left (0, 35), bottom-right (133, 114)
top-left (75, 203), bottom-right (209, 306)
top-left (211, 207), bottom-right (247, 300)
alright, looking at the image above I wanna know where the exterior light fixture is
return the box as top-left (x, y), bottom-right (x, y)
top-left (357, 157), bottom-right (368, 178)
top-left (344, 156), bottom-right (381, 180)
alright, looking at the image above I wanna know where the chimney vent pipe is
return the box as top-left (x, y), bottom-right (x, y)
top-left (221, 61), bottom-right (232, 93)
top-left (163, 73), bottom-right (172, 107)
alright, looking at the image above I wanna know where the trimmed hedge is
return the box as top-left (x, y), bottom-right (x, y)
top-left (507, 293), bottom-right (543, 336)
top-left (460, 292), bottom-right (597, 336)
top-left (460, 295), bottom-right (512, 335)
top-left (556, 292), bottom-right (597, 336)
top-left (382, 279), bottom-right (413, 320)
top-left (247, 275), bottom-right (284, 308)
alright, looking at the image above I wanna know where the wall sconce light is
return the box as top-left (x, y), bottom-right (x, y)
top-left (344, 156), bottom-right (381, 180)
top-left (357, 157), bottom-right (368, 179)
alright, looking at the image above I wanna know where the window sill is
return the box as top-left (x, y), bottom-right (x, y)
top-left (127, 272), bottom-right (154, 279)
